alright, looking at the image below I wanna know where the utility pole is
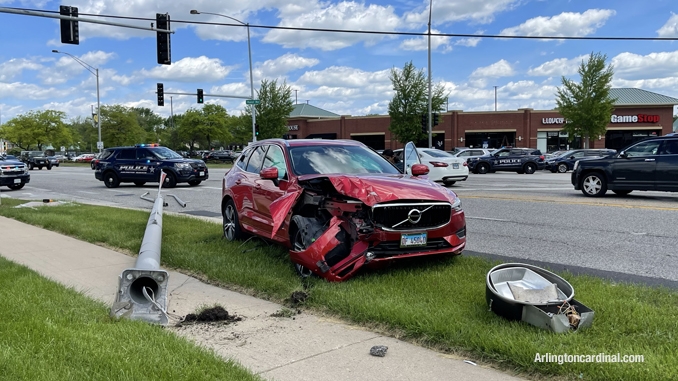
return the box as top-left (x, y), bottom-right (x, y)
top-left (427, 0), bottom-right (433, 148)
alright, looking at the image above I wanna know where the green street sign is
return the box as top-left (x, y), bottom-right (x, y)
top-left (246, 99), bottom-right (260, 105)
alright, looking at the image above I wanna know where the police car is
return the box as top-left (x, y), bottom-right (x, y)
top-left (94, 144), bottom-right (208, 188)
top-left (467, 147), bottom-right (545, 174)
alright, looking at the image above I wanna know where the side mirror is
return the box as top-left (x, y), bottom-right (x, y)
top-left (411, 164), bottom-right (429, 176)
top-left (569, 156), bottom-right (575, 160)
top-left (260, 167), bottom-right (280, 186)
top-left (619, 151), bottom-right (627, 159)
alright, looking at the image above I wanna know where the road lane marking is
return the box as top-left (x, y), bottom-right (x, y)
top-left (77, 191), bottom-right (98, 195)
top-left (466, 216), bottom-right (511, 222)
top-left (461, 195), bottom-right (678, 211)
top-left (105, 189), bottom-right (127, 193)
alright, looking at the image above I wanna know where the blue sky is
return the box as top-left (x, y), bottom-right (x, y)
top-left (1, 0), bottom-right (677, 123)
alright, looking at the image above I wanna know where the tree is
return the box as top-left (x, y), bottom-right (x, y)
top-left (244, 79), bottom-right (294, 140)
top-left (388, 61), bottom-right (447, 145)
top-left (0, 110), bottom-right (71, 150)
top-left (100, 105), bottom-right (146, 147)
top-left (132, 107), bottom-right (164, 143)
top-left (230, 114), bottom-right (254, 145)
top-left (200, 104), bottom-right (231, 149)
top-left (68, 115), bottom-right (98, 151)
top-left (556, 52), bottom-right (616, 149)
top-left (176, 108), bottom-right (204, 152)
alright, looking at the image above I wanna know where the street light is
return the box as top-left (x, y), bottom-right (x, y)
top-left (52, 49), bottom-right (102, 153)
top-left (190, 10), bottom-right (257, 142)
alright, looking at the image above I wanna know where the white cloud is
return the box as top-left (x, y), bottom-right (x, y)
top-left (136, 56), bottom-right (235, 82)
top-left (612, 51), bottom-right (678, 79)
top-left (500, 9), bottom-right (615, 37)
top-left (296, 66), bottom-right (391, 88)
top-left (252, 53), bottom-right (319, 81)
top-left (210, 82), bottom-right (251, 97)
top-left (263, 1), bottom-right (402, 51)
top-left (0, 58), bottom-right (44, 82)
top-left (39, 98), bottom-right (94, 118)
top-left (657, 12), bottom-right (678, 37)
top-left (455, 38), bottom-right (481, 47)
top-left (612, 77), bottom-right (678, 90)
top-left (40, 51), bottom-right (117, 85)
top-left (470, 59), bottom-right (515, 79)
top-left (404, 0), bottom-right (519, 25)
top-left (400, 29), bottom-right (452, 52)
top-left (0, 82), bottom-right (73, 100)
top-left (528, 55), bottom-right (587, 76)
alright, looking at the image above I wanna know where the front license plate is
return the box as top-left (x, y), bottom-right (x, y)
top-left (400, 232), bottom-right (427, 248)
top-left (453, 163), bottom-right (459, 169)
top-left (14, 179), bottom-right (21, 184)
top-left (199, 171), bottom-right (205, 176)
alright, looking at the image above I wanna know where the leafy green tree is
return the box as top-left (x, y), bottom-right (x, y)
top-left (100, 105), bottom-right (145, 147)
top-left (132, 107), bottom-right (164, 143)
top-left (244, 79), bottom-right (294, 140)
top-left (388, 61), bottom-right (447, 145)
top-left (68, 115), bottom-right (98, 151)
top-left (556, 52), bottom-right (616, 149)
top-left (176, 108), bottom-right (204, 152)
top-left (160, 114), bottom-right (183, 150)
top-left (229, 114), bottom-right (254, 145)
top-left (0, 110), bottom-right (71, 150)
top-left (200, 104), bottom-right (231, 148)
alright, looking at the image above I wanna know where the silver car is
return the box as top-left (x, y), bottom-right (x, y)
top-left (454, 148), bottom-right (493, 160)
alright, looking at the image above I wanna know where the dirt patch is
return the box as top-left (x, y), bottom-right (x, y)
top-left (180, 306), bottom-right (242, 325)
top-left (290, 291), bottom-right (308, 305)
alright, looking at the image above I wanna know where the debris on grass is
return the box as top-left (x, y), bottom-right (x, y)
top-left (463, 360), bottom-right (477, 366)
top-left (271, 307), bottom-right (300, 318)
top-left (180, 305), bottom-right (241, 325)
top-left (15, 201), bottom-right (71, 208)
top-left (369, 345), bottom-right (388, 357)
top-left (290, 291), bottom-right (308, 305)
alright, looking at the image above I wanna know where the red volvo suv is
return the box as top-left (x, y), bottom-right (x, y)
top-left (221, 139), bottom-right (466, 282)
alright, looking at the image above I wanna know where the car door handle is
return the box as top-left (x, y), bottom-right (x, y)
top-left (235, 179), bottom-right (241, 185)
top-left (644, 159), bottom-right (655, 162)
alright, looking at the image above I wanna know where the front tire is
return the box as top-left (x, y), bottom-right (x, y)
top-left (222, 199), bottom-right (246, 241)
top-left (523, 163), bottom-right (537, 174)
top-left (47, 164), bottom-right (52, 170)
top-left (8, 183), bottom-right (25, 190)
top-left (28, 163), bottom-right (34, 170)
top-left (557, 163), bottom-right (568, 173)
top-left (103, 172), bottom-right (120, 188)
top-left (162, 172), bottom-right (177, 188)
top-left (581, 173), bottom-right (607, 197)
top-left (477, 163), bottom-right (490, 174)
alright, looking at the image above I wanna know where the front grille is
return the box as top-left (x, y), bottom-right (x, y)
top-left (190, 162), bottom-right (206, 169)
top-left (370, 238), bottom-right (452, 257)
top-left (1, 166), bottom-right (26, 176)
top-left (371, 202), bottom-right (451, 231)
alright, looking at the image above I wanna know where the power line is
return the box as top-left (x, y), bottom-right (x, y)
top-left (4, 6), bottom-right (678, 41)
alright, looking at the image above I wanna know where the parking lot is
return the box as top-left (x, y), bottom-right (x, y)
top-left (3, 166), bottom-right (678, 284)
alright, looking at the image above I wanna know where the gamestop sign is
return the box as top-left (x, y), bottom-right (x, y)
top-left (610, 114), bottom-right (659, 123)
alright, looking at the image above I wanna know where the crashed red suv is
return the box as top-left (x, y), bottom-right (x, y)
top-left (221, 139), bottom-right (466, 282)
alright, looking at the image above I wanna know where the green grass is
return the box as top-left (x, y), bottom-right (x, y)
top-left (1, 198), bottom-right (675, 381)
top-left (204, 162), bottom-right (233, 169)
top-left (0, 254), bottom-right (260, 381)
top-left (58, 162), bottom-right (92, 167)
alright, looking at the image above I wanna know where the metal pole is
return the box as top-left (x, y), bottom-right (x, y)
top-left (96, 68), bottom-right (101, 153)
top-left (170, 96), bottom-right (174, 128)
top-left (427, 0), bottom-right (433, 149)
top-left (247, 24), bottom-right (256, 142)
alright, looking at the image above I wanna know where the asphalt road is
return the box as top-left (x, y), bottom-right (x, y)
top-left (3, 166), bottom-right (678, 284)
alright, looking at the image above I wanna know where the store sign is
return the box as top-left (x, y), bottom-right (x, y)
top-left (610, 114), bottom-right (659, 123)
top-left (287, 125), bottom-right (299, 131)
top-left (542, 117), bottom-right (566, 125)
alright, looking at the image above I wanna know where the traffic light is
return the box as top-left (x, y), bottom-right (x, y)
top-left (197, 89), bottom-right (204, 104)
top-left (156, 13), bottom-right (171, 65)
top-left (59, 6), bottom-right (79, 45)
top-left (421, 113), bottom-right (428, 134)
top-left (157, 83), bottom-right (164, 106)
top-left (255, 124), bottom-right (260, 136)
top-left (433, 113), bottom-right (439, 126)
top-left (2, 142), bottom-right (6, 151)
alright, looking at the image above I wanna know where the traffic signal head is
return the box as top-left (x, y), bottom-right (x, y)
top-left (59, 6), bottom-right (79, 45)
top-left (156, 13), bottom-right (171, 65)
top-left (433, 113), bottom-right (439, 126)
top-left (255, 124), bottom-right (260, 136)
top-left (421, 113), bottom-right (428, 134)
top-left (157, 83), bottom-right (164, 106)
top-left (197, 89), bottom-right (204, 104)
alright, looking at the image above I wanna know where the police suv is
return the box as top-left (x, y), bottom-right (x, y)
top-left (467, 147), bottom-right (545, 174)
top-left (94, 144), bottom-right (208, 188)
top-left (0, 156), bottom-right (29, 190)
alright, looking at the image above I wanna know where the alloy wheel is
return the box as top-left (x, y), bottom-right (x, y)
top-left (223, 205), bottom-right (236, 241)
top-left (583, 176), bottom-right (602, 195)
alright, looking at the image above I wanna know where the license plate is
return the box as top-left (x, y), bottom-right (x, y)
top-left (199, 171), bottom-right (205, 176)
top-left (453, 163), bottom-right (459, 169)
top-left (400, 232), bottom-right (427, 248)
top-left (13, 179), bottom-right (21, 184)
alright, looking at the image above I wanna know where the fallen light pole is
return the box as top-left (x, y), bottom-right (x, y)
top-left (110, 172), bottom-right (185, 325)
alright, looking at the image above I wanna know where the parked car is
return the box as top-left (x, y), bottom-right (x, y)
top-left (412, 148), bottom-right (468, 185)
top-left (545, 149), bottom-right (616, 173)
top-left (0, 156), bottom-right (30, 190)
top-left (73, 154), bottom-right (96, 162)
top-left (205, 150), bottom-right (236, 163)
top-left (47, 156), bottom-right (60, 167)
top-left (90, 153), bottom-right (102, 169)
top-left (467, 148), bottom-right (545, 174)
top-left (453, 148), bottom-right (493, 160)
top-left (95, 144), bottom-right (208, 188)
top-left (20, 151), bottom-right (51, 170)
top-left (221, 139), bottom-right (466, 282)
top-left (572, 136), bottom-right (678, 197)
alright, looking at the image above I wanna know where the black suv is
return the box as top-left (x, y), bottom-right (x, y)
top-left (0, 156), bottom-right (30, 190)
top-left (20, 151), bottom-right (51, 170)
top-left (205, 150), bottom-right (235, 163)
top-left (467, 148), bottom-right (545, 174)
top-left (572, 135), bottom-right (678, 197)
top-left (545, 149), bottom-right (616, 173)
top-left (94, 144), bottom-right (208, 188)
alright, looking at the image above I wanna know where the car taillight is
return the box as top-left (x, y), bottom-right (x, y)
top-left (463, 162), bottom-right (468, 166)
top-left (540, 156), bottom-right (545, 160)
top-left (430, 161), bottom-right (449, 167)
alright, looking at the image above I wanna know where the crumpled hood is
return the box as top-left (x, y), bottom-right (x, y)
top-left (299, 173), bottom-right (455, 206)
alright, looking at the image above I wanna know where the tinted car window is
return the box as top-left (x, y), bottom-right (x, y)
top-left (571, 151), bottom-right (586, 158)
top-left (457, 151), bottom-right (472, 157)
top-left (245, 146), bottom-right (266, 173)
top-left (510, 149), bottom-right (523, 155)
top-left (117, 149), bottom-right (135, 160)
top-left (136, 148), bottom-right (154, 160)
top-left (101, 149), bottom-right (115, 160)
top-left (422, 149), bottom-right (452, 158)
top-left (496, 150), bottom-right (511, 157)
top-left (661, 140), bottom-right (678, 155)
top-left (262, 145), bottom-right (287, 179)
top-left (473, 150), bottom-right (485, 156)
top-left (289, 145), bottom-right (400, 176)
top-left (236, 148), bottom-right (252, 170)
top-left (625, 141), bottom-right (661, 157)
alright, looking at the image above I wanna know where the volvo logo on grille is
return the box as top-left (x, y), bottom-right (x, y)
top-left (407, 208), bottom-right (422, 224)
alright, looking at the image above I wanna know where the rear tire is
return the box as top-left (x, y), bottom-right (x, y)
top-left (103, 172), bottom-right (120, 188)
top-left (557, 163), bottom-right (568, 173)
top-left (28, 163), bottom-right (34, 170)
top-left (580, 173), bottom-right (607, 197)
top-left (222, 199), bottom-right (246, 241)
top-left (47, 165), bottom-right (52, 170)
top-left (523, 163), bottom-right (537, 174)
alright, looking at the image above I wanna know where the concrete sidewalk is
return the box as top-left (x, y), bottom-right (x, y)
top-left (0, 215), bottom-right (525, 381)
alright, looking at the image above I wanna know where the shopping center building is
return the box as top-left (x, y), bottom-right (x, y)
top-left (285, 88), bottom-right (678, 152)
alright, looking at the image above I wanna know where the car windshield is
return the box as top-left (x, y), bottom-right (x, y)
top-left (28, 151), bottom-right (44, 157)
top-left (489, 149), bottom-right (504, 155)
top-left (422, 149), bottom-right (453, 158)
top-left (150, 147), bottom-right (182, 159)
top-left (289, 144), bottom-right (400, 175)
